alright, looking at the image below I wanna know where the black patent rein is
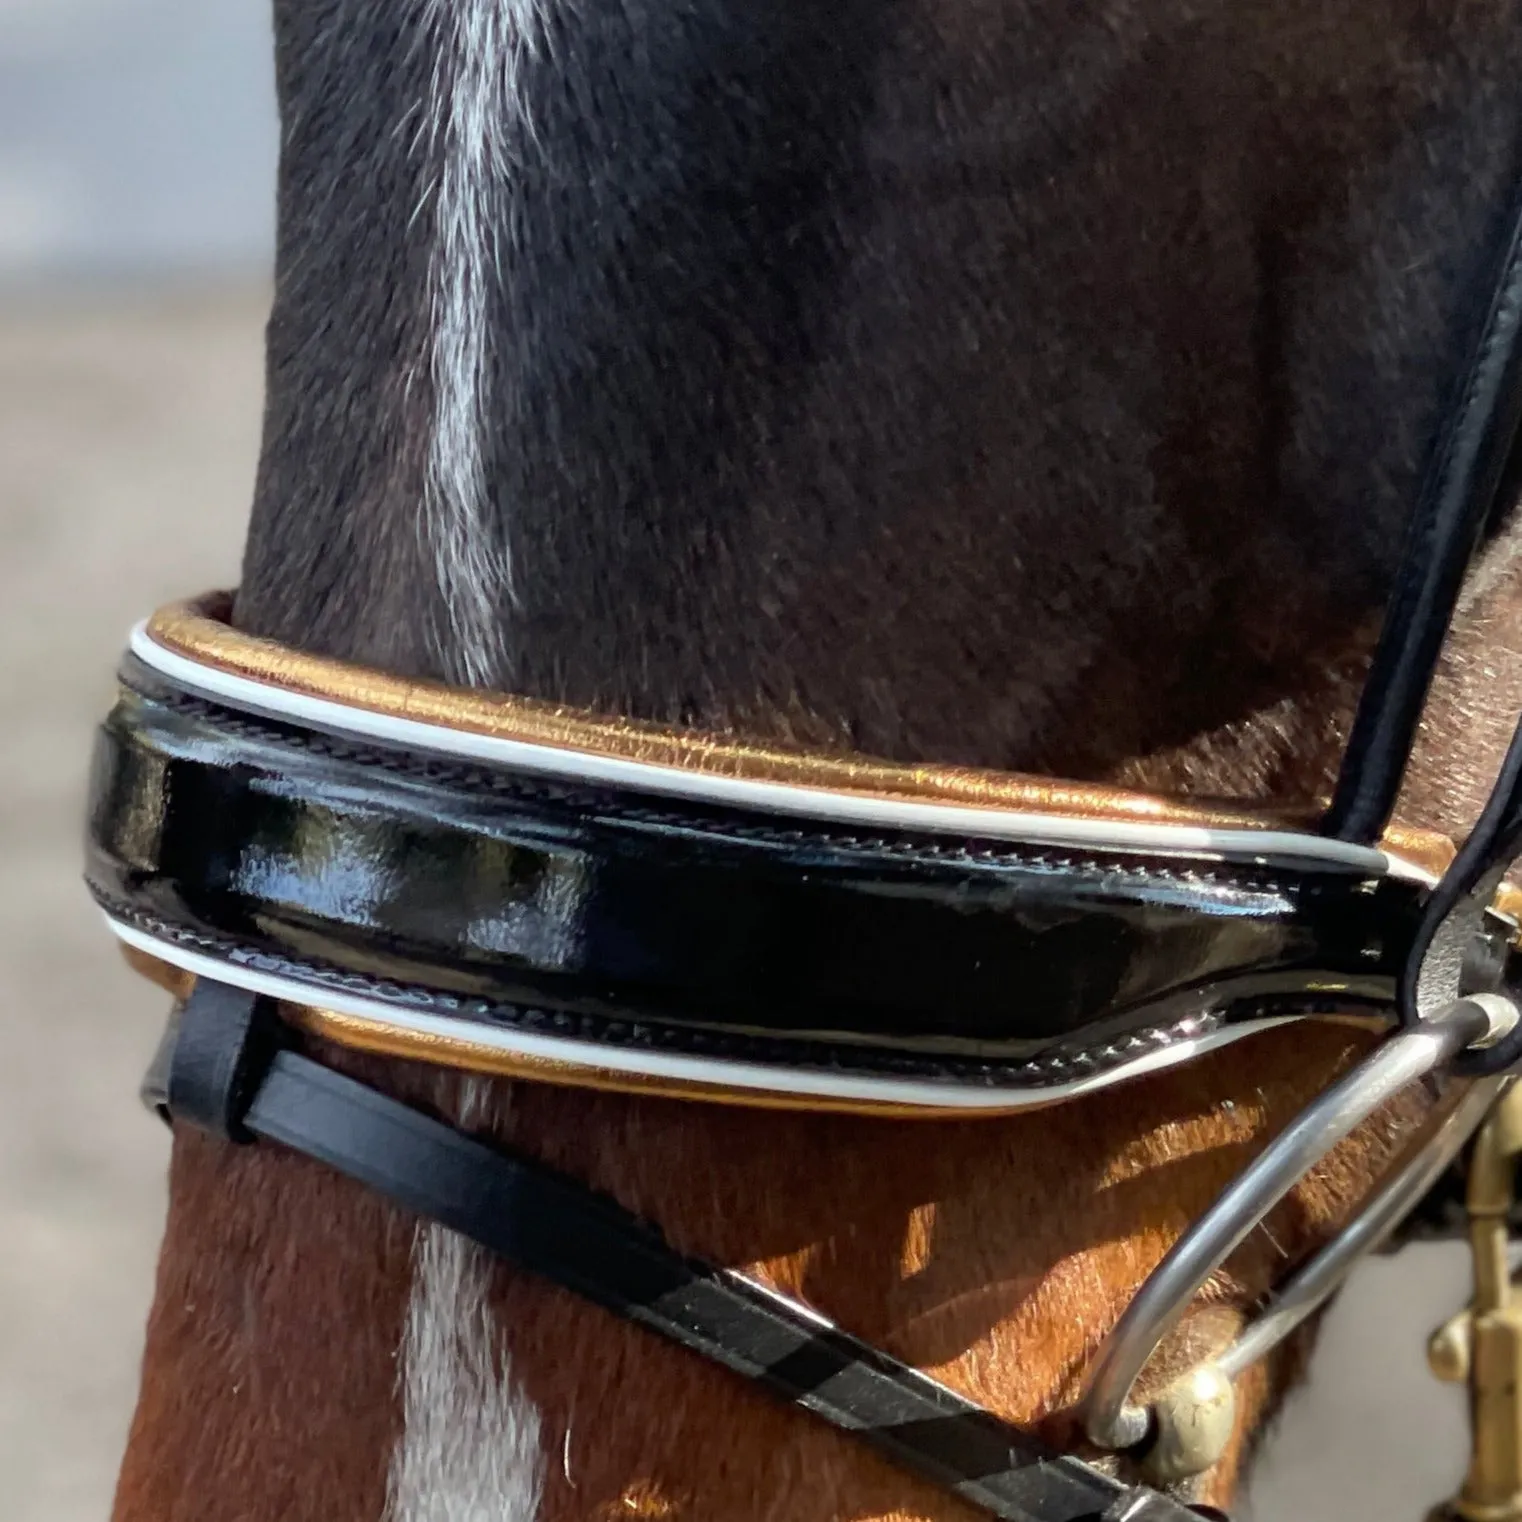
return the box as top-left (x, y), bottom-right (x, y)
top-left (156, 979), bottom-right (1209, 1522)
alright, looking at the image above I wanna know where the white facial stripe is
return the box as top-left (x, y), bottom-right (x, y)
top-left (420, 0), bottom-right (550, 688)
top-left (386, 1205), bottom-right (545, 1522)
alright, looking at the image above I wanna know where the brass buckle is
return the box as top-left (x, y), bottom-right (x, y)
top-left (1429, 1082), bottom-right (1522, 1521)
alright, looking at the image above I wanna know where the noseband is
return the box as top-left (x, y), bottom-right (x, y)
top-left (86, 167), bottom-right (1522, 1522)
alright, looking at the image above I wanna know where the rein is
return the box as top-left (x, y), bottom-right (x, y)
top-left (86, 97), bottom-right (1522, 1522)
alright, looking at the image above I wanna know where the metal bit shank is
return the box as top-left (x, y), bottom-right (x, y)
top-left (1429, 1082), bottom-right (1522, 1521)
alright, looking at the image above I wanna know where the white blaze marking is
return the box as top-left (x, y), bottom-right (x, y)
top-left (421, 0), bottom-right (547, 686)
top-left (386, 1081), bottom-right (544, 1521)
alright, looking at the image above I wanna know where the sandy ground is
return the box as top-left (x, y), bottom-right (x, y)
top-left (0, 284), bottom-right (261, 1521)
top-left (0, 284), bottom-right (1480, 1521)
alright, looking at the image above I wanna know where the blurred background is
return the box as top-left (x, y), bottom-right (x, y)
top-left (0, 3), bottom-right (1483, 1519)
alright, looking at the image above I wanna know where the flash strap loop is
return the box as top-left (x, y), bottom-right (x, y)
top-left (166, 980), bottom-right (283, 1142)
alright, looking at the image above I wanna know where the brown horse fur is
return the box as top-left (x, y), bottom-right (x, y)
top-left (111, 1), bottom-right (1522, 1518)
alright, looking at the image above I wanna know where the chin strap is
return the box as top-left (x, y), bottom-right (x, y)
top-left (153, 979), bottom-right (1212, 1522)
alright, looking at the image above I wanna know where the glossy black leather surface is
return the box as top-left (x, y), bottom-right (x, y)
top-left (87, 663), bottom-right (1433, 1083)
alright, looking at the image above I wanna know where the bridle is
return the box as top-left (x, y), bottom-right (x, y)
top-left (85, 166), bottom-right (1522, 1522)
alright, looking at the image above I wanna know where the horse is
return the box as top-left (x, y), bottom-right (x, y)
top-left (89, 2), bottom-right (1522, 1518)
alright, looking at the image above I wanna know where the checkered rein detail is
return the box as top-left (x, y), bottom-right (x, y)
top-left (163, 981), bottom-right (1202, 1522)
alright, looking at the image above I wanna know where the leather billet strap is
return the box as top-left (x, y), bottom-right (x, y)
top-left (1317, 152), bottom-right (1522, 1077)
top-left (89, 646), bottom-right (1522, 1114)
top-left (1327, 163), bottom-right (1522, 848)
top-left (1411, 717), bottom-right (1522, 1076)
top-left (160, 978), bottom-right (1211, 1522)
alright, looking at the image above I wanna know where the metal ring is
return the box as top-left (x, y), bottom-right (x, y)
top-left (1215, 1073), bottom-right (1505, 1379)
top-left (1080, 997), bottom-right (1502, 1450)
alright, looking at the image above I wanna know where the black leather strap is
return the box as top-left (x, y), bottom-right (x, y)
top-left (1409, 712), bottom-right (1522, 1072)
top-left (166, 978), bottom-right (282, 1141)
top-left (161, 979), bottom-right (1208, 1522)
top-left (1326, 172), bottom-right (1522, 845)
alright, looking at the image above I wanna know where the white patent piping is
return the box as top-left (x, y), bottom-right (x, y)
top-left (107, 916), bottom-right (1297, 1113)
top-left (129, 623), bottom-right (1433, 882)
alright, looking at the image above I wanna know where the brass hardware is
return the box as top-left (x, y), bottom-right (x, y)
top-left (1429, 1308), bottom-right (1473, 1385)
top-left (1142, 1364), bottom-right (1237, 1484)
top-left (1428, 1083), bottom-right (1522, 1521)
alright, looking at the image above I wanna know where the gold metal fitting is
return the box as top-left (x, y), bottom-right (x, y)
top-left (1428, 1083), bottom-right (1522, 1521)
top-left (1142, 1364), bottom-right (1237, 1484)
